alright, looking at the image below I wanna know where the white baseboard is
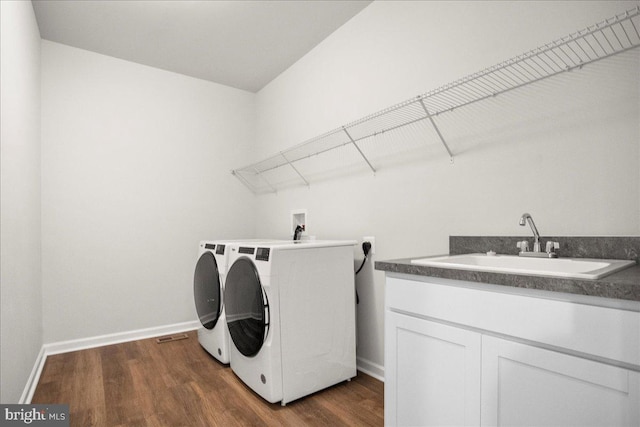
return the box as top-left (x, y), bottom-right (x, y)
top-left (43, 320), bottom-right (200, 356)
top-left (357, 356), bottom-right (385, 382)
top-left (19, 345), bottom-right (47, 404)
top-left (23, 320), bottom-right (200, 403)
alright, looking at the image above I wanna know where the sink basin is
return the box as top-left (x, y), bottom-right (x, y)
top-left (410, 253), bottom-right (636, 280)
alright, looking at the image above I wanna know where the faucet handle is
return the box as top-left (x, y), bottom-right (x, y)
top-left (545, 241), bottom-right (560, 253)
top-left (517, 241), bottom-right (529, 252)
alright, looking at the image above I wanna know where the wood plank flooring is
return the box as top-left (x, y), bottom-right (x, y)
top-left (31, 331), bottom-right (384, 426)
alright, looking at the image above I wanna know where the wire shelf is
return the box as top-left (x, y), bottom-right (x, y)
top-left (233, 6), bottom-right (640, 194)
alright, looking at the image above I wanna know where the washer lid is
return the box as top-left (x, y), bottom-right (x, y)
top-left (224, 257), bottom-right (269, 357)
top-left (193, 251), bottom-right (222, 330)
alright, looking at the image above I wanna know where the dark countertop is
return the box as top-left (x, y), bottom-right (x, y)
top-left (375, 257), bottom-right (640, 302)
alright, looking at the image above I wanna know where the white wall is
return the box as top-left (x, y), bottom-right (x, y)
top-left (41, 41), bottom-right (256, 343)
top-left (254, 1), bottom-right (640, 374)
top-left (0, 1), bottom-right (43, 403)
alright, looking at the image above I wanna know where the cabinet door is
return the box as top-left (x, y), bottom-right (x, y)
top-left (481, 335), bottom-right (640, 426)
top-left (385, 311), bottom-right (481, 426)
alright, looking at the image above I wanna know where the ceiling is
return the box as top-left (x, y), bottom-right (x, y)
top-left (32, 0), bottom-right (372, 93)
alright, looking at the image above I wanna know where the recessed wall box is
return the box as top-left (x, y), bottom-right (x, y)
top-left (291, 209), bottom-right (307, 239)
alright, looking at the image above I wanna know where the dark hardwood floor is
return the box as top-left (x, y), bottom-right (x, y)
top-left (32, 331), bottom-right (384, 426)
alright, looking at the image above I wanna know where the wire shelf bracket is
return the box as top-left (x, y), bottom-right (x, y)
top-left (232, 6), bottom-right (640, 193)
top-left (418, 96), bottom-right (454, 163)
top-left (280, 151), bottom-right (310, 188)
top-left (343, 126), bottom-right (376, 174)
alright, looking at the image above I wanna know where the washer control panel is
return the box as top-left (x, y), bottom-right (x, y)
top-left (256, 247), bottom-right (270, 262)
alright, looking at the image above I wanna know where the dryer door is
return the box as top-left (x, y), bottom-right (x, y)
top-left (193, 251), bottom-right (222, 330)
top-left (224, 257), bottom-right (269, 357)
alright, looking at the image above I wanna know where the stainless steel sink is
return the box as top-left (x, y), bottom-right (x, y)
top-left (410, 253), bottom-right (636, 280)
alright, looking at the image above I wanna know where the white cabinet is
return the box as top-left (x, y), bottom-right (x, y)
top-left (384, 274), bottom-right (640, 427)
top-left (481, 336), bottom-right (640, 427)
top-left (385, 311), bottom-right (480, 426)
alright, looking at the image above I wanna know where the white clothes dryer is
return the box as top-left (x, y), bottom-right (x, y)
top-left (193, 239), bottom-right (283, 364)
top-left (223, 240), bottom-right (357, 405)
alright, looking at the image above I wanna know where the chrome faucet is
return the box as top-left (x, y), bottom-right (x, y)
top-left (518, 213), bottom-right (559, 258)
top-left (519, 213), bottom-right (541, 252)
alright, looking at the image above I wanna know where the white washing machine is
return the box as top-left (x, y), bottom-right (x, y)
top-left (193, 239), bottom-right (283, 364)
top-left (223, 240), bottom-right (357, 405)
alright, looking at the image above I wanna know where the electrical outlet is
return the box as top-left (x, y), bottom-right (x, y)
top-left (363, 236), bottom-right (375, 255)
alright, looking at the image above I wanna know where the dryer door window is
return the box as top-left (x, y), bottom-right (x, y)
top-left (224, 258), bottom-right (269, 357)
top-left (193, 251), bottom-right (222, 330)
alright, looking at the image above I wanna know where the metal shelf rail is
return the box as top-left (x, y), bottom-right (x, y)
top-left (232, 7), bottom-right (640, 194)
